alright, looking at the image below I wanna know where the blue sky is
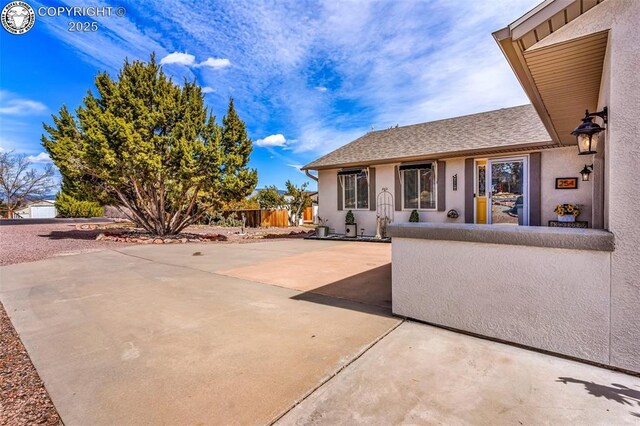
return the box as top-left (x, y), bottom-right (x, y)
top-left (0, 0), bottom-right (540, 191)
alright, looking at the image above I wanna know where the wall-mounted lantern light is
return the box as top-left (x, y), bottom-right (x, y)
top-left (571, 107), bottom-right (607, 155)
top-left (580, 164), bottom-right (593, 181)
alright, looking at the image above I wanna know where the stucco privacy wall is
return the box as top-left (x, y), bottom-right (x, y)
top-left (391, 237), bottom-right (611, 364)
top-left (529, 0), bottom-right (640, 373)
top-left (318, 147), bottom-right (591, 235)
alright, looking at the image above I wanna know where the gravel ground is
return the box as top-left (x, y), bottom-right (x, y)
top-left (0, 222), bottom-right (314, 266)
top-left (0, 302), bottom-right (62, 425)
top-left (0, 222), bottom-right (134, 266)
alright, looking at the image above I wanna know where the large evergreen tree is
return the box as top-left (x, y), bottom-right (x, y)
top-left (42, 55), bottom-right (257, 235)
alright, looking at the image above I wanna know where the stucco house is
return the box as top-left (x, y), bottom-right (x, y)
top-left (303, 104), bottom-right (595, 234)
top-left (304, 0), bottom-right (640, 374)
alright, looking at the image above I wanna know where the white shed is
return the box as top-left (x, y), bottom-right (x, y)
top-left (15, 200), bottom-right (57, 219)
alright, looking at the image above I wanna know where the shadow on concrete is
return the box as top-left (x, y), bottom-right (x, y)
top-left (557, 377), bottom-right (640, 417)
top-left (291, 291), bottom-right (392, 318)
top-left (291, 263), bottom-right (392, 315)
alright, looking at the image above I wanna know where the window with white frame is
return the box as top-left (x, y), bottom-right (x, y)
top-left (401, 163), bottom-right (436, 210)
top-left (339, 169), bottom-right (369, 209)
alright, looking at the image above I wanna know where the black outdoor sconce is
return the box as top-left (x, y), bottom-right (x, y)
top-left (580, 164), bottom-right (593, 181)
top-left (571, 107), bottom-right (607, 155)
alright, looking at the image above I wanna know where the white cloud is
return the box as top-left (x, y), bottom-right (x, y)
top-left (256, 134), bottom-right (287, 147)
top-left (160, 52), bottom-right (196, 66)
top-left (201, 86), bottom-right (215, 93)
top-left (27, 152), bottom-right (52, 163)
top-left (0, 91), bottom-right (47, 115)
top-left (315, 86), bottom-right (328, 92)
top-left (159, 53), bottom-right (230, 70)
top-left (197, 57), bottom-right (231, 69)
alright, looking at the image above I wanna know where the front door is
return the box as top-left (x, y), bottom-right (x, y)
top-left (487, 157), bottom-right (528, 225)
top-left (475, 160), bottom-right (487, 224)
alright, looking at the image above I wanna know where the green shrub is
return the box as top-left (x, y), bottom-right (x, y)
top-left (206, 211), bottom-right (245, 227)
top-left (409, 209), bottom-right (419, 222)
top-left (55, 192), bottom-right (104, 218)
top-left (345, 210), bottom-right (355, 225)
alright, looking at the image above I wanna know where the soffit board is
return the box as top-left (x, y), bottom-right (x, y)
top-left (493, 0), bottom-right (608, 145)
top-left (522, 30), bottom-right (608, 145)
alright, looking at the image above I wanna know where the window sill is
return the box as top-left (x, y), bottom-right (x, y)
top-left (388, 223), bottom-right (615, 252)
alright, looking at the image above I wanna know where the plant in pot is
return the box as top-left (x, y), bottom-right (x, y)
top-left (409, 209), bottom-right (419, 222)
top-left (554, 204), bottom-right (580, 222)
top-left (345, 210), bottom-right (357, 238)
top-left (316, 216), bottom-right (329, 238)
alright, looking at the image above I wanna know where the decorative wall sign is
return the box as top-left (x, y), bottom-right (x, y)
top-left (555, 177), bottom-right (578, 189)
top-left (452, 174), bottom-right (458, 191)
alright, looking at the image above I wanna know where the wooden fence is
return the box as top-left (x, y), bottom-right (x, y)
top-left (303, 206), bottom-right (313, 223)
top-left (221, 209), bottom-right (290, 228)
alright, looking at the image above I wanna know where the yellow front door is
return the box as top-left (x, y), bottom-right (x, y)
top-left (476, 161), bottom-right (487, 224)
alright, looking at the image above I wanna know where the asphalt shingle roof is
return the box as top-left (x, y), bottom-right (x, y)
top-left (303, 104), bottom-right (552, 170)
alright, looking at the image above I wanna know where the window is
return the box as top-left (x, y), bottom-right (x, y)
top-left (340, 170), bottom-right (369, 209)
top-left (401, 163), bottom-right (436, 210)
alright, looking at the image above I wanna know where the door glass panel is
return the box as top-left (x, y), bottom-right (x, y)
top-left (477, 165), bottom-right (486, 197)
top-left (490, 160), bottom-right (524, 225)
top-left (475, 162), bottom-right (487, 224)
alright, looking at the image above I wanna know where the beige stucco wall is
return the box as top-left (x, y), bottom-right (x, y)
top-left (530, 0), bottom-right (640, 374)
top-left (599, 0), bottom-right (640, 373)
top-left (392, 237), bottom-right (612, 364)
top-left (540, 146), bottom-right (592, 226)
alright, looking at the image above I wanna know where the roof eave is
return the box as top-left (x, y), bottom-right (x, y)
top-left (508, 0), bottom-right (573, 39)
top-left (492, 30), bottom-right (562, 145)
top-left (493, 0), bottom-right (609, 147)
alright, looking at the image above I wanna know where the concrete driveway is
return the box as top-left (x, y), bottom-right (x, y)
top-left (2, 239), bottom-right (639, 425)
top-left (0, 240), bottom-right (396, 425)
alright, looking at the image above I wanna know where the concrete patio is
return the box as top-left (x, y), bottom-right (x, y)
top-left (1, 239), bottom-right (638, 424)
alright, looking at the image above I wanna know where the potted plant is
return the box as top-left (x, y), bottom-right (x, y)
top-left (345, 210), bottom-right (357, 238)
top-left (316, 216), bottom-right (329, 238)
top-left (554, 204), bottom-right (580, 222)
top-left (409, 209), bottom-right (419, 222)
